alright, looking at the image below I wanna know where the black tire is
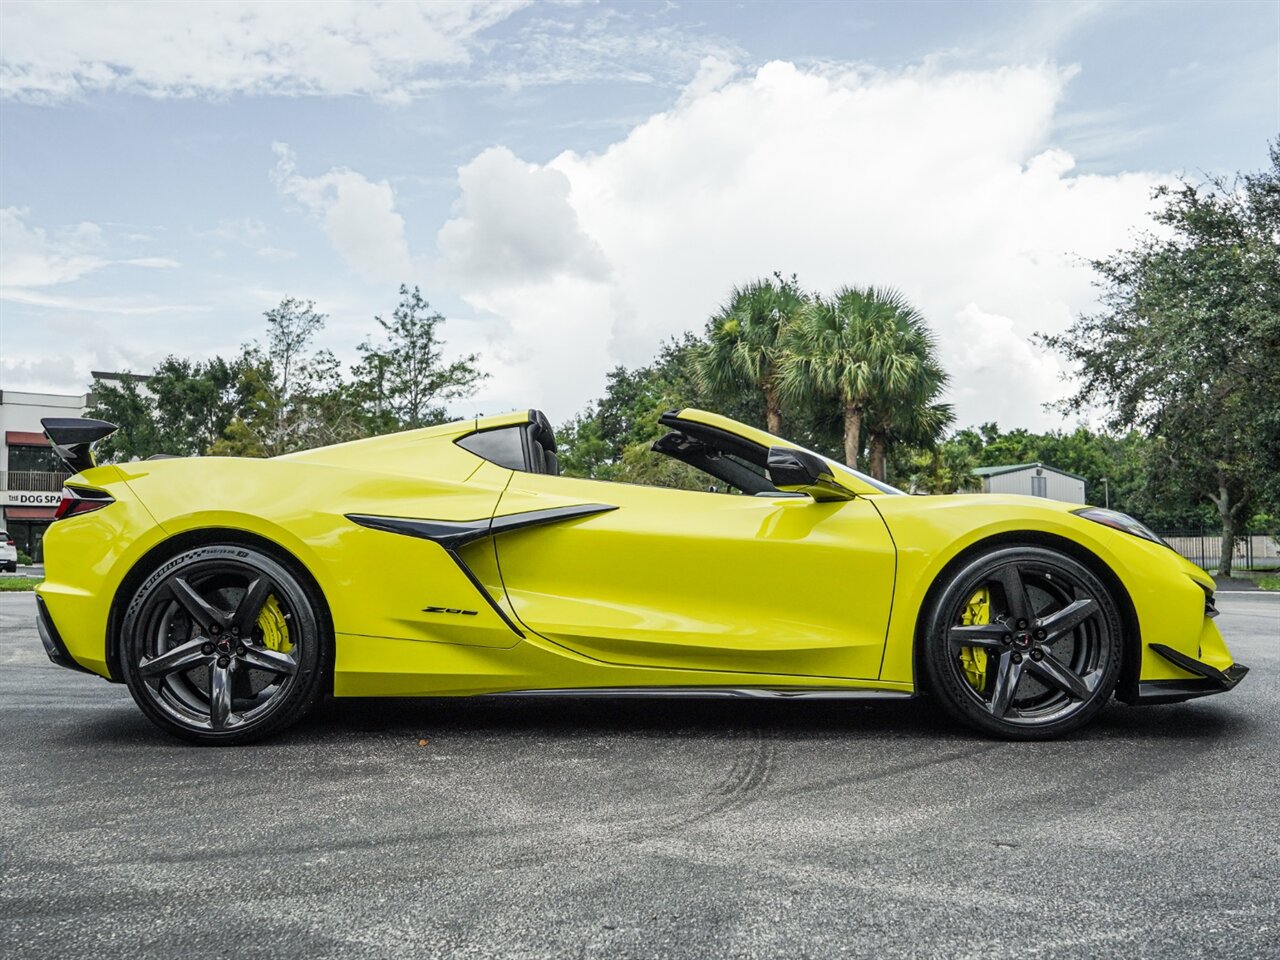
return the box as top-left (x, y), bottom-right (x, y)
top-left (921, 544), bottom-right (1123, 740)
top-left (119, 544), bottom-right (329, 745)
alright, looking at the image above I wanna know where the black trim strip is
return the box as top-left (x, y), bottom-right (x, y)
top-left (346, 504), bottom-right (617, 550)
top-left (346, 515), bottom-right (491, 550)
top-left (447, 551), bottom-right (525, 638)
top-left (36, 595), bottom-right (93, 675)
top-left (1149, 642), bottom-right (1247, 687)
top-left (1129, 643), bottom-right (1250, 705)
top-left (490, 504), bottom-right (618, 535)
top-left (346, 504), bottom-right (618, 639)
top-left (488, 687), bottom-right (915, 701)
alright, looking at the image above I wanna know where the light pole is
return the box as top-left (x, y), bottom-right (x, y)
top-left (1101, 477), bottom-right (1110, 510)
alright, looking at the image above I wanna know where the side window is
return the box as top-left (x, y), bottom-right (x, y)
top-left (458, 426), bottom-right (527, 471)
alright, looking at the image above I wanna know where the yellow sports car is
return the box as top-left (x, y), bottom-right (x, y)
top-left (36, 408), bottom-right (1247, 745)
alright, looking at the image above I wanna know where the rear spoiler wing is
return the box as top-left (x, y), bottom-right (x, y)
top-left (41, 418), bottom-right (117, 473)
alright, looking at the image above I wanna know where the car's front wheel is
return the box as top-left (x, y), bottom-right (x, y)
top-left (921, 544), bottom-right (1123, 740)
top-left (119, 544), bottom-right (329, 745)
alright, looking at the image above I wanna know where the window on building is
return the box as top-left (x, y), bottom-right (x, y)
top-left (7, 445), bottom-right (63, 474)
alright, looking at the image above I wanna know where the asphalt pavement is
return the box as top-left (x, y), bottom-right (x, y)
top-left (2, 591), bottom-right (1277, 959)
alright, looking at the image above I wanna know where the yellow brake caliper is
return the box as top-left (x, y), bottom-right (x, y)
top-left (256, 595), bottom-right (293, 654)
top-left (959, 587), bottom-right (990, 691)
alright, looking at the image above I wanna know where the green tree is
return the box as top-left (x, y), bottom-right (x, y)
top-left (781, 286), bottom-right (934, 471)
top-left (697, 274), bottom-right (806, 435)
top-left (89, 358), bottom-right (251, 461)
top-left (560, 335), bottom-right (725, 482)
top-left (88, 373), bottom-right (163, 462)
top-left (1040, 144), bottom-right (1280, 574)
top-left (353, 285), bottom-right (485, 433)
top-left (906, 439), bottom-right (981, 495)
top-left (213, 298), bottom-right (354, 457)
top-left (861, 303), bottom-right (953, 481)
top-left (149, 356), bottom-right (252, 455)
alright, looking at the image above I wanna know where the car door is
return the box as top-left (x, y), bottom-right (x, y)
top-left (490, 472), bottom-right (897, 680)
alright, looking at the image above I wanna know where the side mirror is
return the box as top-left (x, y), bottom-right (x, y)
top-left (766, 446), bottom-right (857, 502)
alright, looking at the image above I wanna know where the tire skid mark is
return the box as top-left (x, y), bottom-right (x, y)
top-left (773, 742), bottom-right (1003, 801)
top-left (621, 724), bottom-right (778, 841)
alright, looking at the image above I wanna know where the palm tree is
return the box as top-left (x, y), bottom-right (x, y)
top-left (864, 345), bottom-right (954, 482)
top-left (780, 286), bottom-right (930, 470)
top-left (697, 276), bottom-right (806, 435)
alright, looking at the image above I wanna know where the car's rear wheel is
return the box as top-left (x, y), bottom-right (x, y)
top-left (921, 544), bottom-right (1122, 740)
top-left (119, 544), bottom-right (328, 745)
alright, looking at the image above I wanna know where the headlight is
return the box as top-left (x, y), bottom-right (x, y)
top-left (1072, 507), bottom-right (1167, 547)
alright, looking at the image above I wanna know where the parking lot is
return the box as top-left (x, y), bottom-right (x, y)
top-left (1, 590), bottom-right (1277, 959)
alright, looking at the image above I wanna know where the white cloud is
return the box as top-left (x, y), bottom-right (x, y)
top-left (205, 218), bottom-right (294, 261)
top-left (0, 208), bottom-right (106, 286)
top-left (0, 0), bottom-right (529, 103)
top-left (272, 144), bottom-right (413, 284)
top-left (677, 55), bottom-right (739, 108)
top-left (438, 146), bottom-right (609, 286)
top-left (0, 288), bottom-right (207, 316)
top-left (444, 61), bottom-right (1167, 428)
top-left (119, 257), bottom-right (181, 270)
top-left (484, 8), bottom-right (741, 92)
top-left (0, 328), bottom-right (171, 392)
top-left (0, 1), bottom-right (747, 104)
top-left (0, 207), bottom-right (181, 289)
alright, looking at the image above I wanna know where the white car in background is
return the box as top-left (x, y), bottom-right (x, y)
top-left (0, 531), bottom-right (18, 573)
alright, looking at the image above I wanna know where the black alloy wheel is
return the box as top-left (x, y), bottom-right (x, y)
top-left (120, 544), bottom-right (328, 745)
top-left (922, 544), bottom-right (1123, 740)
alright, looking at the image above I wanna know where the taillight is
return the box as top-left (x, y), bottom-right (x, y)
top-left (53, 486), bottom-right (115, 520)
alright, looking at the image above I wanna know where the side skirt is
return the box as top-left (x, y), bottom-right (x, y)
top-left (486, 686), bottom-right (916, 701)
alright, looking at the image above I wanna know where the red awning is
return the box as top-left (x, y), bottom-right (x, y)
top-left (5, 431), bottom-right (50, 447)
top-left (4, 506), bottom-right (57, 520)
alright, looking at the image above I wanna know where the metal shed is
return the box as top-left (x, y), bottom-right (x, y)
top-left (971, 462), bottom-right (1087, 503)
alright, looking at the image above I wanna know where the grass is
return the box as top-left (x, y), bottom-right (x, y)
top-left (1226, 565), bottom-right (1280, 591)
top-left (0, 578), bottom-right (41, 592)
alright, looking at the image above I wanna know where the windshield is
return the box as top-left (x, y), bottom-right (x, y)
top-left (804, 446), bottom-right (906, 496)
top-left (654, 410), bottom-right (909, 497)
top-left (840, 466), bottom-right (905, 495)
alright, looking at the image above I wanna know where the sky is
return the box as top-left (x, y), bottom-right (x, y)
top-left (1, 0), bottom-right (1277, 431)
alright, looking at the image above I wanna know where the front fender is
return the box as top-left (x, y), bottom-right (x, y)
top-left (871, 495), bottom-right (1227, 688)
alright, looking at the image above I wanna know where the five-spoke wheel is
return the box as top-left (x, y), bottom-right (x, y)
top-left (922, 545), bottom-right (1122, 739)
top-left (120, 544), bottom-right (328, 744)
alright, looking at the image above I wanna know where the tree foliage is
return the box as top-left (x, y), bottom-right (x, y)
top-left (780, 286), bottom-right (952, 476)
top-left (697, 274), bottom-right (806, 435)
top-left (90, 357), bottom-right (251, 461)
top-left (91, 288), bottom-right (484, 462)
top-left (1039, 143), bottom-right (1280, 574)
top-left (212, 298), bottom-right (357, 457)
top-left (563, 280), bottom-right (952, 486)
top-left (353, 285), bottom-right (485, 434)
top-left (559, 335), bottom-right (738, 487)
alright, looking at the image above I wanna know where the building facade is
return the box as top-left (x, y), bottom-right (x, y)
top-left (971, 462), bottom-right (1087, 504)
top-left (0, 389), bottom-right (89, 560)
